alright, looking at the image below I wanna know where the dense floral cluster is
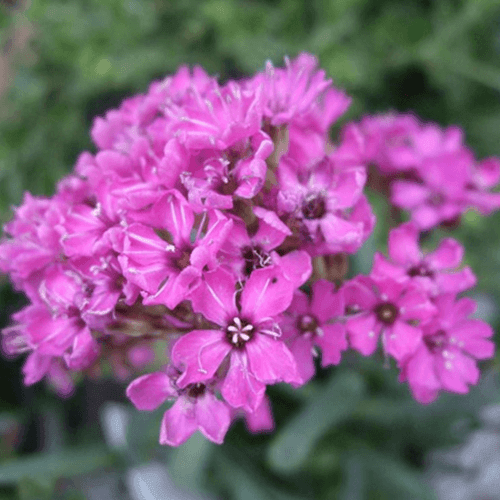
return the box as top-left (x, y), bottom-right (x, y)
top-left (0, 54), bottom-right (497, 446)
top-left (343, 114), bottom-right (500, 229)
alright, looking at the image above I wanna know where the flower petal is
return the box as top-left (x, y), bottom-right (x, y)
top-left (437, 349), bottom-right (479, 394)
top-left (289, 335), bottom-right (316, 383)
top-left (387, 222), bottom-right (421, 266)
top-left (371, 252), bottom-right (407, 282)
top-left (345, 313), bottom-right (379, 356)
top-left (172, 330), bottom-right (231, 388)
top-left (384, 321), bottom-right (422, 361)
top-left (126, 372), bottom-right (176, 411)
top-left (435, 267), bottom-right (476, 294)
top-left (241, 266), bottom-right (295, 321)
top-left (311, 279), bottom-right (343, 323)
top-left (403, 345), bottom-right (440, 403)
top-left (452, 320), bottom-right (495, 359)
top-left (159, 399), bottom-right (197, 446)
top-left (274, 250), bottom-right (312, 288)
top-left (195, 392), bottom-right (232, 444)
top-left (246, 334), bottom-right (302, 385)
top-left (221, 350), bottom-right (266, 412)
top-left (245, 395), bottom-right (274, 433)
top-left (189, 267), bottom-right (238, 325)
top-left (426, 238), bottom-right (463, 270)
top-left (318, 323), bottom-right (347, 366)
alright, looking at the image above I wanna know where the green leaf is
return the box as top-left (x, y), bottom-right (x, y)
top-left (338, 453), bottom-right (366, 500)
top-left (169, 432), bottom-right (214, 493)
top-left (268, 371), bottom-right (365, 473)
top-left (0, 447), bottom-right (114, 485)
top-left (17, 477), bottom-right (55, 500)
top-left (216, 451), bottom-right (305, 500)
top-left (360, 447), bottom-right (437, 500)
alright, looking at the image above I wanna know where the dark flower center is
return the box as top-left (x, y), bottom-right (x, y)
top-left (302, 195), bottom-right (326, 220)
top-left (407, 264), bottom-right (434, 278)
top-left (219, 175), bottom-right (239, 196)
top-left (440, 215), bottom-right (461, 230)
top-left (114, 274), bottom-right (126, 291)
top-left (186, 383), bottom-right (206, 398)
top-left (345, 304), bottom-right (361, 315)
top-left (374, 302), bottom-right (399, 325)
top-left (225, 317), bottom-right (254, 349)
top-left (175, 249), bottom-right (191, 270)
top-left (242, 245), bottom-right (271, 276)
top-left (84, 283), bottom-right (96, 297)
top-left (297, 314), bottom-right (318, 334)
top-left (429, 193), bottom-right (445, 207)
top-left (423, 329), bottom-right (447, 352)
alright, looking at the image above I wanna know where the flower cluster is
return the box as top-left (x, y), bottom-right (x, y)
top-left (0, 54), bottom-right (496, 446)
top-left (343, 113), bottom-right (500, 229)
top-left (342, 222), bottom-right (493, 402)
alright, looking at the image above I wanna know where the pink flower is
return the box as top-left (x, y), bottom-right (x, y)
top-left (391, 151), bottom-right (473, 230)
top-left (181, 131), bottom-right (273, 210)
top-left (372, 222), bottom-right (476, 296)
top-left (91, 65), bottom-right (213, 151)
top-left (127, 370), bottom-right (231, 446)
top-left (113, 190), bottom-right (233, 309)
top-left (246, 53), bottom-right (351, 164)
top-left (350, 113), bottom-right (463, 174)
top-left (276, 155), bottom-right (368, 255)
top-left (0, 193), bottom-right (65, 296)
top-left (344, 276), bottom-right (436, 360)
top-left (219, 207), bottom-right (312, 287)
top-left (167, 80), bottom-right (264, 151)
top-left (22, 352), bottom-right (75, 397)
top-left (350, 112), bottom-right (500, 229)
top-left (70, 255), bottom-right (138, 323)
top-left (171, 266), bottom-right (302, 412)
top-left (0, 53), bottom-right (495, 440)
top-left (3, 301), bottom-right (99, 383)
top-left (464, 157), bottom-right (500, 215)
top-left (399, 295), bottom-right (494, 403)
top-left (282, 280), bottom-right (347, 382)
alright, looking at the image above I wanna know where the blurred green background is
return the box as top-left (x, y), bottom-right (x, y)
top-left (1, 0), bottom-right (500, 499)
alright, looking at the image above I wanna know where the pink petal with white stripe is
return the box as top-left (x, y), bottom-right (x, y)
top-left (241, 266), bottom-right (295, 321)
top-left (221, 350), bottom-right (266, 412)
top-left (172, 330), bottom-right (231, 388)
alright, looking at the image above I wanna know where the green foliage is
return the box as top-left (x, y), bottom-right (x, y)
top-left (0, 447), bottom-right (115, 485)
top-left (268, 371), bottom-right (365, 473)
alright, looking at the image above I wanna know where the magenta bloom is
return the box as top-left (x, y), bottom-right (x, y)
top-left (349, 113), bottom-right (463, 175)
top-left (390, 144), bottom-right (500, 230)
top-left (245, 52), bottom-right (351, 164)
top-left (347, 112), bottom-right (500, 229)
top-left (3, 301), bottom-right (99, 385)
top-left (276, 155), bottom-right (369, 255)
top-left (391, 150), bottom-right (473, 230)
top-left (282, 280), bottom-right (347, 382)
top-left (372, 222), bottom-right (476, 296)
top-left (0, 53), bottom-right (497, 447)
top-left (181, 131), bottom-right (273, 210)
top-left (114, 189), bottom-right (233, 309)
top-left (0, 193), bottom-right (65, 298)
top-left (344, 276), bottom-right (436, 360)
top-left (127, 370), bottom-right (231, 446)
top-left (464, 157), bottom-right (500, 215)
top-left (399, 295), bottom-right (495, 403)
top-left (171, 266), bottom-right (303, 412)
top-left (219, 206), bottom-right (311, 286)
